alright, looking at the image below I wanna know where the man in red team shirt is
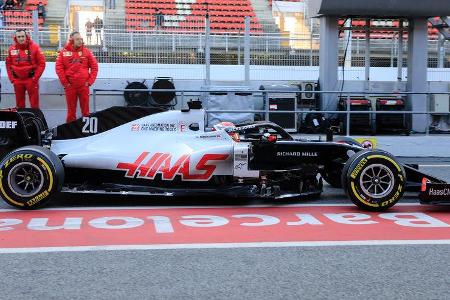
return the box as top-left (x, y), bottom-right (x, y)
top-left (56, 31), bottom-right (98, 123)
top-left (6, 29), bottom-right (46, 108)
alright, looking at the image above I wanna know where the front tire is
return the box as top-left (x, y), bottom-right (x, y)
top-left (342, 150), bottom-right (405, 211)
top-left (0, 146), bottom-right (64, 209)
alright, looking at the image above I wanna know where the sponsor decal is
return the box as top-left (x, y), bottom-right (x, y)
top-left (4, 154), bottom-right (33, 168)
top-left (131, 124), bottom-right (140, 131)
top-left (276, 151), bottom-right (318, 157)
top-left (10, 50), bottom-right (19, 55)
top-left (350, 157), bottom-right (368, 179)
top-left (234, 162), bottom-right (246, 170)
top-left (0, 206), bottom-right (449, 249)
top-left (179, 122), bottom-right (186, 132)
top-left (226, 124), bottom-right (257, 133)
top-left (428, 187), bottom-right (450, 196)
top-left (0, 121), bottom-right (18, 129)
top-left (420, 184), bottom-right (450, 202)
top-left (62, 51), bottom-right (72, 56)
top-left (422, 184), bottom-right (450, 201)
top-left (381, 185), bottom-right (403, 207)
top-left (131, 122), bottom-right (194, 133)
top-left (26, 190), bottom-right (49, 207)
top-left (133, 123), bottom-right (177, 132)
top-left (78, 51), bottom-right (82, 56)
top-left (117, 152), bottom-right (229, 181)
top-left (196, 134), bottom-right (222, 139)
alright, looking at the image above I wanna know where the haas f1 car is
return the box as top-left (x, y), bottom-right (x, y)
top-left (0, 101), bottom-right (448, 210)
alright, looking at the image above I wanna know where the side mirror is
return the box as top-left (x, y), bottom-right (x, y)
top-left (189, 123), bottom-right (200, 131)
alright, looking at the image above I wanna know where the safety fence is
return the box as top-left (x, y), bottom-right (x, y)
top-left (0, 22), bottom-right (449, 67)
top-left (91, 88), bottom-right (450, 135)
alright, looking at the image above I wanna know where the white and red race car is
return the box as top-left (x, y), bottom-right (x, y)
top-left (0, 101), bottom-right (447, 210)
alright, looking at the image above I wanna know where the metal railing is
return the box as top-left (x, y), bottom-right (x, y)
top-left (91, 88), bottom-right (450, 135)
top-left (1, 18), bottom-right (449, 67)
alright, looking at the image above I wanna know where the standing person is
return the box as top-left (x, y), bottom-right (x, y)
top-left (93, 16), bottom-right (103, 44)
top-left (155, 8), bottom-right (163, 29)
top-left (37, 1), bottom-right (46, 24)
top-left (5, 29), bottom-right (46, 109)
top-left (0, 11), bottom-right (4, 31)
top-left (16, 0), bottom-right (25, 9)
top-left (85, 18), bottom-right (93, 45)
top-left (4, 0), bottom-right (14, 10)
top-left (55, 31), bottom-right (98, 123)
top-left (0, 10), bottom-right (5, 29)
top-left (107, 0), bottom-right (115, 9)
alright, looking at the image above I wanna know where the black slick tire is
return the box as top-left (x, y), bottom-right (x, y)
top-left (0, 146), bottom-right (64, 209)
top-left (342, 149), bottom-right (406, 211)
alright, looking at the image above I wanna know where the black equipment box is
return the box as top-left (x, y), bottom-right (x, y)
top-left (338, 97), bottom-right (375, 134)
top-left (375, 98), bottom-right (410, 135)
top-left (260, 85), bottom-right (299, 132)
top-left (268, 97), bottom-right (297, 131)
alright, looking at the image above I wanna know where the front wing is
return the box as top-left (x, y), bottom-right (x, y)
top-left (419, 183), bottom-right (450, 205)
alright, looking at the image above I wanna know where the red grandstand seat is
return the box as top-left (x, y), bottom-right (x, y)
top-left (125, 0), bottom-right (261, 33)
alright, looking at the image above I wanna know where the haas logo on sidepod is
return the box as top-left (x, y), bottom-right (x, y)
top-left (117, 152), bottom-right (229, 181)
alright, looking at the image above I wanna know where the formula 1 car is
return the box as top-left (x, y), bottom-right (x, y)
top-left (0, 101), bottom-right (448, 210)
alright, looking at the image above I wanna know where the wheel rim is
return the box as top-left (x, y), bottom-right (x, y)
top-left (7, 162), bottom-right (45, 198)
top-left (359, 164), bottom-right (395, 199)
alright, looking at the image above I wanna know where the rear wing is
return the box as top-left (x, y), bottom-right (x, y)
top-left (0, 108), bottom-right (48, 160)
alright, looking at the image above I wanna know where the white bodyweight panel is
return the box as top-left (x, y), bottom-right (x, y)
top-left (51, 109), bottom-right (236, 179)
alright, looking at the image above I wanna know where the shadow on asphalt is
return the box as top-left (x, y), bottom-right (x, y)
top-left (50, 193), bottom-right (330, 208)
top-left (3, 187), bottom-right (440, 210)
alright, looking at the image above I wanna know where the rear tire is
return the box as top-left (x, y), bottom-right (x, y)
top-left (0, 146), bottom-right (64, 209)
top-left (342, 150), bottom-right (405, 211)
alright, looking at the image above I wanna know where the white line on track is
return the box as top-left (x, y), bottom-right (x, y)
top-left (0, 240), bottom-right (450, 254)
top-left (0, 203), bottom-right (423, 212)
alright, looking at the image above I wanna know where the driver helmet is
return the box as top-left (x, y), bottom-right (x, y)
top-left (212, 121), bottom-right (240, 142)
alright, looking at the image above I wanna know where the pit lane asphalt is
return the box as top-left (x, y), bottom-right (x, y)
top-left (0, 165), bottom-right (449, 299)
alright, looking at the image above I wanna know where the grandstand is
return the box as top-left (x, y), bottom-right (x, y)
top-left (1, 0), bottom-right (47, 29)
top-left (0, 0), bottom-right (448, 67)
top-left (125, 0), bottom-right (263, 33)
top-left (0, 0), bottom-right (447, 69)
top-left (0, 0), bottom-right (446, 40)
top-left (338, 19), bottom-right (441, 40)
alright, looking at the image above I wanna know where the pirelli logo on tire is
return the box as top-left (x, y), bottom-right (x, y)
top-left (344, 150), bottom-right (406, 211)
top-left (381, 184), bottom-right (403, 207)
top-left (0, 147), bottom-right (63, 210)
top-left (4, 154), bottom-right (34, 168)
top-left (350, 157), bottom-right (368, 179)
top-left (26, 190), bottom-right (50, 207)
